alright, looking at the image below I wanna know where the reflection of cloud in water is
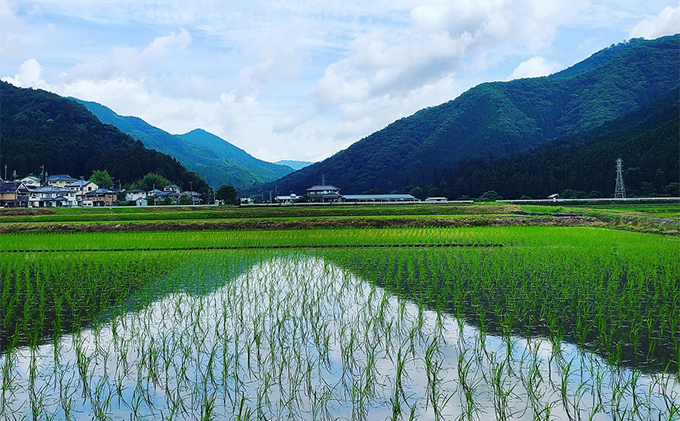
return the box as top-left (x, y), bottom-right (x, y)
top-left (0, 254), bottom-right (678, 420)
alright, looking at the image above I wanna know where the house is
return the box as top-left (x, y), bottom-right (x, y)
top-left (306, 185), bottom-right (342, 202)
top-left (164, 184), bottom-right (181, 194)
top-left (0, 182), bottom-right (30, 207)
top-left (548, 193), bottom-right (560, 202)
top-left (20, 176), bottom-right (41, 189)
top-left (46, 174), bottom-right (78, 188)
top-left (343, 194), bottom-right (418, 203)
top-left (425, 197), bottom-right (447, 202)
top-left (125, 189), bottom-right (148, 202)
top-left (135, 197), bottom-right (148, 207)
top-left (67, 180), bottom-right (98, 194)
top-left (28, 186), bottom-right (77, 207)
top-left (83, 189), bottom-right (117, 207)
top-left (153, 190), bottom-right (180, 205)
top-left (275, 194), bottom-right (298, 204)
top-left (184, 191), bottom-right (202, 205)
top-left (67, 180), bottom-right (99, 205)
top-left (240, 197), bottom-right (254, 205)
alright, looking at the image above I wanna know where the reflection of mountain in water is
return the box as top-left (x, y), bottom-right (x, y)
top-left (2, 253), bottom-right (677, 420)
top-left (318, 247), bottom-right (677, 375)
top-left (0, 250), bottom-right (268, 354)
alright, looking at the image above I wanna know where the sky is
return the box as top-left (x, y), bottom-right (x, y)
top-left (2, 1), bottom-right (679, 163)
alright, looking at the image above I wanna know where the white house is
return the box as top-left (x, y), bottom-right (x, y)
top-left (306, 185), bottom-right (342, 202)
top-left (125, 189), bottom-right (148, 202)
top-left (275, 193), bottom-right (298, 204)
top-left (164, 184), bottom-right (181, 193)
top-left (29, 187), bottom-right (77, 207)
top-left (20, 176), bottom-right (41, 188)
top-left (46, 174), bottom-right (78, 188)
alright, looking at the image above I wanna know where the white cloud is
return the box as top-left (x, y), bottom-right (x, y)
top-left (2, 59), bottom-right (47, 88)
top-left (630, 3), bottom-right (680, 39)
top-left (2, 0), bottom-right (673, 164)
top-left (61, 28), bottom-right (191, 81)
top-left (507, 56), bottom-right (562, 80)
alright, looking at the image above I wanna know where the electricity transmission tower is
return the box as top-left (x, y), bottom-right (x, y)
top-left (614, 158), bottom-right (626, 198)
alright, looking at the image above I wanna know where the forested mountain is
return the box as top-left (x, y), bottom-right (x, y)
top-left (0, 82), bottom-right (209, 193)
top-left (435, 88), bottom-right (679, 199)
top-left (73, 99), bottom-right (292, 189)
top-left (261, 35), bottom-right (679, 196)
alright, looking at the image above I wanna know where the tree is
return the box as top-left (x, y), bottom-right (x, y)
top-left (409, 186), bottom-right (425, 200)
top-left (130, 173), bottom-right (171, 191)
top-left (216, 185), bottom-right (237, 205)
top-left (179, 194), bottom-right (192, 205)
top-left (90, 169), bottom-right (113, 189)
top-left (477, 190), bottom-right (502, 202)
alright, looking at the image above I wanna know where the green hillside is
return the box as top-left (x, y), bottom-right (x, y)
top-left (73, 100), bottom-right (293, 189)
top-left (261, 35), bottom-right (679, 195)
top-left (436, 87), bottom-right (679, 199)
top-left (0, 82), bottom-right (209, 193)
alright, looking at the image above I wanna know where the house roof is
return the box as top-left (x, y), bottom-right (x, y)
top-left (307, 185), bottom-right (340, 191)
top-left (68, 180), bottom-right (94, 188)
top-left (86, 188), bottom-right (115, 196)
top-left (34, 186), bottom-right (72, 193)
top-left (0, 182), bottom-right (26, 193)
top-left (21, 176), bottom-right (40, 182)
top-left (47, 174), bottom-right (77, 182)
top-left (154, 191), bottom-right (180, 197)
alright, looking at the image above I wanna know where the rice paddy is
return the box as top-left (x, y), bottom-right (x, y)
top-left (0, 227), bottom-right (678, 419)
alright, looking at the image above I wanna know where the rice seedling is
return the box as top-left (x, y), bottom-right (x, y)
top-left (0, 226), bottom-right (677, 419)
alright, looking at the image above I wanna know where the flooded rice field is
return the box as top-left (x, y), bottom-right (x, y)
top-left (1, 250), bottom-right (678, 420)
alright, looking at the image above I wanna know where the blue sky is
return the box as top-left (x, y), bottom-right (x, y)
top-left (2, 0), bottom-right (679, 162)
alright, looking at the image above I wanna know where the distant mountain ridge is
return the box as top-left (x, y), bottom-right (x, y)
top-left (72, 99), bottom-right (293, 189)
top-left (260, 35), bottom-right (680, 196)
top-left (275, 160), bottom-right (313, 171)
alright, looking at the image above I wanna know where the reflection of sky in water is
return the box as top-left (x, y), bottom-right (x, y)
top-left (1, 255), bottom-right (678, 420)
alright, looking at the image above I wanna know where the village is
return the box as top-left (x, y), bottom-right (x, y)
top-left (0, 174), bottom-right (203, 208)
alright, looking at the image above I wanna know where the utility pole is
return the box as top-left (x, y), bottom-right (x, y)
top-left (614, 158), bottom-right (626, 199)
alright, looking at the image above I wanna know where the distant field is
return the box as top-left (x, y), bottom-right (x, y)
top-left (1, 202), bottom-right (677, 234)
top-left (0, 203), bottom-right (517, 224)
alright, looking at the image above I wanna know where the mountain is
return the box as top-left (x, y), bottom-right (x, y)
top-left (260, 35), bottom-right (679, 196)
top-left (437, 87), bottom-right (679, 199)
top-left (72, 100), bottom-right (293, 189)
top-left (275, 160), bottom-right (313, 171)
top-left (0, 82), bottom-right (209, 193)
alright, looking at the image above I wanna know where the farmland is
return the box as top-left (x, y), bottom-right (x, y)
top-left (0, 204), bottom-right (678, 419)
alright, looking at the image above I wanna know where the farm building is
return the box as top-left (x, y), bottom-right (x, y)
top-left (343, 194), bottom-right (418, 203)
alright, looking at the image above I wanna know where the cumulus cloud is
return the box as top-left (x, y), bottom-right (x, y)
top-left (4, 0), bottom-right (671, 163)
top-left (2, 59), bottom-right (47, 88)
top-left (507, 56), bottom-right (562, 80)
top-left (313, 0), bottom-right (587, 142)
top-left (630, 3), bottom-right (680, 39)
